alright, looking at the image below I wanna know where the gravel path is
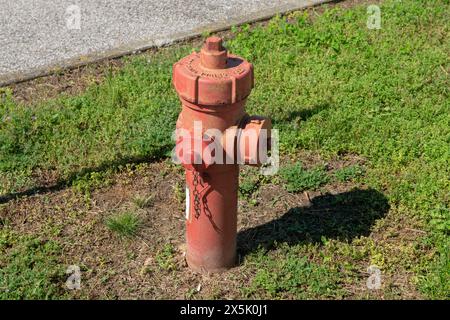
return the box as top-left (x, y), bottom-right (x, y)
top-left (0, 0), bottom-right (328, 85)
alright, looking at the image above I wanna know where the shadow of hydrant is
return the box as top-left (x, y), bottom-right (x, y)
top-left (237, 188), bottom-right (389, 257)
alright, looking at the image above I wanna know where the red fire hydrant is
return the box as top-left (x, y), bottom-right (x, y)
top-left (173, 36), bottom-right (271, 273)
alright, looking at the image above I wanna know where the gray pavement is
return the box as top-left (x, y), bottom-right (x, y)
top-left (0, 0), bottom-right (329, 86)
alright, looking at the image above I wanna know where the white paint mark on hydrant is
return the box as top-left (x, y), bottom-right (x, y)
top-left (185, 186), bottom-right (190, 220)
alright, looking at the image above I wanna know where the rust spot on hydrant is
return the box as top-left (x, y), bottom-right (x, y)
top-left (173, 37), bottom-right (271, 273)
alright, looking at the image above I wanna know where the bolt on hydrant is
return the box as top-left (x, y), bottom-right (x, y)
top-left (172, 36), bottom-right (272, 273)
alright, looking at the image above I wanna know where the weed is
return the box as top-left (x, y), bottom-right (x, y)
top-left (105, 211), bottom-right (141, 238)
top-left (335, 165), bottom-right (365, 182)
top-left (239, 176), bottom-right (260, 199)
top-left (244, 246), bottom-right (343, 299)
top-left (173, 181), bottom-right (185, 203)
top-left (72, 170), bottom-right (113, 196)
top-left (132, 194), bottom-right (154, 208)
top-left (155, 244), bottom-right (176, 271)
top-left (280, 162), bottom-right (329, 192)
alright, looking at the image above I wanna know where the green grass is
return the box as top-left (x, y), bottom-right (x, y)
top-left (0, 228), bottom-right (65, 299)
top-left (244, 246), bottom-right (344, 299)
top-left (72, 170), bottom-right (113, 197)
top-left (105, 211), bottom-right (142, 238)
top-left (280, 162), bottom-right (329, 192)
top-left (0, 50), bottom-right (184, 195)
top-left (0, 0), bottom-right (449, 299)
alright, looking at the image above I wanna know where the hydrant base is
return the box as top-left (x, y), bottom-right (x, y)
top-left (186, 253), bottom-right (236, 273)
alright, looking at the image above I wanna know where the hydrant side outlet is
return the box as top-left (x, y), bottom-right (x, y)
top-left (173, 37), bottom-right (271, 273)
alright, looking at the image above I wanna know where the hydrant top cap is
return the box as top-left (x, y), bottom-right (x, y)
top-left (173, 37), bottom-right (254, 105)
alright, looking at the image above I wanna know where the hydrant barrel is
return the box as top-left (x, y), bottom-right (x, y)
top-left (185, 166), bottom-right (239, 271)
top-left (173, 37), bottom-right (271, 273)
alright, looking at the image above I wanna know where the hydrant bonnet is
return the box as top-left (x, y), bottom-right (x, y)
top-left (173, 37), bottom-right (254, 106)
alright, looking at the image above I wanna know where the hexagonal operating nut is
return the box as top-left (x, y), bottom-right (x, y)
top-left (200, 36), bottom-right (227, 69)
top-left (204, 36), bottom-right (224, 52)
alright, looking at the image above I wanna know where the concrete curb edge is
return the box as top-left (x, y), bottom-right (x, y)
top-left (0, 0), bottom-right (332, 87)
